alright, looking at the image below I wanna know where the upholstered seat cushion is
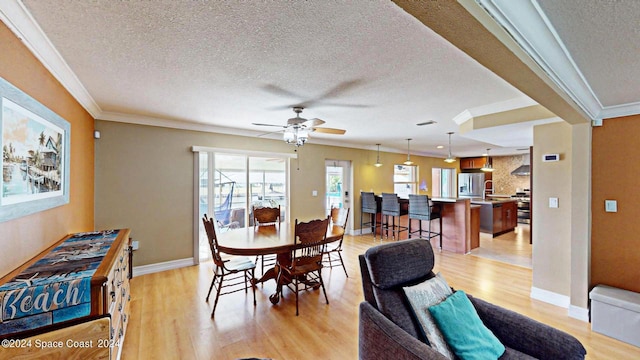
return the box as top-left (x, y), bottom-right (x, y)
top-left (364, 240), bottom-right (436, 341)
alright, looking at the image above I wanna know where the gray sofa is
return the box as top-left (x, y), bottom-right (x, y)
top-left (359, 239), bottom-right (587, 359)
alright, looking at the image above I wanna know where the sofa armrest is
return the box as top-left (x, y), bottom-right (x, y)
top-left (359, 302), bottom-right (447, 360)
top-left (469, 296), bottom-right (586, 360)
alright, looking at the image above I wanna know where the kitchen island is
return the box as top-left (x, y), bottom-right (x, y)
top-left (470, 198), bottom-right (518, 236)
top-left (431, 197), bottom-right (480, 254)
top-left (369, 195), bottom-right (480, 254)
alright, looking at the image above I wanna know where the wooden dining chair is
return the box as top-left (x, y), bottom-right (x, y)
top-left (252, 205), bottom-right (281, 275)
top-left (202, 214), bottom-right (256, 318)
top-left (279, 216), bottom-right (330, 316)
top-left (323, 207), bottom-right (350, 277)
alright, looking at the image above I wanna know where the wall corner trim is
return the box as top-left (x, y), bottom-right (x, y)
top-left (568, 305), bottom-right (589, 322)
top-left (132, 257), bottom-right (195, 277)
top-left (530, 286), bottom-right (570, 308)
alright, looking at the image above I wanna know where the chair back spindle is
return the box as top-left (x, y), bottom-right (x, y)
top-left (203, 214), bottom-right (224, 267)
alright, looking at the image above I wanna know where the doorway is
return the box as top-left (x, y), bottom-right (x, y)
top-left (196, 150), bottom-right (290, 263)
top-left (325, 160), bottom-right (352, 233)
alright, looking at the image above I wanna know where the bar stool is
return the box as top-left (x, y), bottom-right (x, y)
top-left (408, 194), bottom-right (442, 250)
top-left (381, 193), bottom-right (408, 240)
top-left (360, 192), bottom-right (380, 239)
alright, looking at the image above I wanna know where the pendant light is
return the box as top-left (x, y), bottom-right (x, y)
top-left (374, 144), bottom-right (383, 167)
top-left (481, 148), bottom-right (494, 172)
top-left (403, 139), bottom-right (414, 165)
top-left (444, 132), bottom-right (456, 163)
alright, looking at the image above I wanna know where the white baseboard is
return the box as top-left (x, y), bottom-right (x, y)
top-left (133, 257), bottom-right (195, 277)
top-left (568, 305), bottom-right (589, 322)
top-left (530, 286), bottom-right (570, 308)
top-left (359, 228), bottom-right (372, 235)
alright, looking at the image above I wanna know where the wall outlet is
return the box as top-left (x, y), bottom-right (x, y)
top-left (132, 240), bottom-right (140, 250)
top-left (549, 197), bottom-right (559, 208)
top-left (605, 200), bottom-right (617, 212)
top-left (312, 190), bottom-right (318, 197)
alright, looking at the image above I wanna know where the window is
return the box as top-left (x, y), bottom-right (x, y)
top-left (432, 168), bottom-right (456, 198)
top-left (393, 165), bottom-right (417, 198)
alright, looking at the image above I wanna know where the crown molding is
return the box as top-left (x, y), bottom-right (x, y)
top-left (0, 0), bottom-right (101, 117)
top-left (475, 0), bottom-right (603, 120)
top-left (453, 96), bottom-right (537, 125)
top-left (599, 101), bottom-right (640, 121)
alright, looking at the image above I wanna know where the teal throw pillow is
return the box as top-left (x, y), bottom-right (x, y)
top-left (428, 290), bottom-right (505, 360)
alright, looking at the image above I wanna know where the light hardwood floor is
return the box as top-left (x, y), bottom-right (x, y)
top-left (471, 224), bottom-right (532, 268)
top-left (122, 234), bottom-right (640, 359)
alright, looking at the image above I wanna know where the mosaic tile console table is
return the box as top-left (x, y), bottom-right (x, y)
top-left (0, 229), bottom-right (132, 360)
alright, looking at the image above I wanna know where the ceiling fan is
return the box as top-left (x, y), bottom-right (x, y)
top-left (252, 107), bottom-right (346, 146)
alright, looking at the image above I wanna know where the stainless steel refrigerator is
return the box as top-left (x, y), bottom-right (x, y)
top-left (458, 173), bottom-right (485, 198)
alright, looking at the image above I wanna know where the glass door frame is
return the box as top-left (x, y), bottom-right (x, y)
top-left (324, 159), bottom-right (353, 234)
top-left (192, 146), bottom-right (296, 265)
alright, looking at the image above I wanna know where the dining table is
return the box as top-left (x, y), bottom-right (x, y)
top-left (216, 222), bottom-right (345, 304)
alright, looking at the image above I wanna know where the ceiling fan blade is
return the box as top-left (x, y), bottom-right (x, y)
top-left (311, 102), bottom-right (371, 108)
top-left (317, 79), bottom-right (366, 100)
top-left (256, 129), bottom-right (285, 137)
top-left (260, 84), bottom-right (305, 99)
top-left (313, 127), bottom-right (346, 135)
top-left (303, 118), bottom-right (325, 127)
top-left (252, 122), bottom-right (287, 128)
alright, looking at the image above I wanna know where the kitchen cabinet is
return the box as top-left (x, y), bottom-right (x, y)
top-left (470, 205), bottom-right (480, 250)
top-left (460, 157), bottom-right (487, 170)
top-left (475, 200), bottom-right (518, 236)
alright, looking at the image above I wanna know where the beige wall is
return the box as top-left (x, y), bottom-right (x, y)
top-left (570, 123), bottom-right (591, 310)
top-left (532, 122), bottom-right (573, 296)
top-left (0, 22), bottom-right (95, 277)
top-left (532, 122), bottom-right (591, 312)
top-left (95, 120), bottom-right (454, 266)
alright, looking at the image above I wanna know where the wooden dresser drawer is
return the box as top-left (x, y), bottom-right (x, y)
top-left (0, 229), bottom-right (132, 360)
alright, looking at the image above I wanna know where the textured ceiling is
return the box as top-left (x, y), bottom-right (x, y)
top-left (9, 0), bottom-right (638, 158)
top-left (536, 0), bottom-right (640, 107)
top-left (17, 0), bottom-right (529, 157)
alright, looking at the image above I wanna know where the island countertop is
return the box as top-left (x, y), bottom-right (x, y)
top-left (430, 197), bottom-right (517, 205)
top-left (469, 198), bottom-right (518, 205)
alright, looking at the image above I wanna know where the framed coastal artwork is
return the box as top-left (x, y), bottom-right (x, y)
top-left (0, 77), bottom-right (70, 223)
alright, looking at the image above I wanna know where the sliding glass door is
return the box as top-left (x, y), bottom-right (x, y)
top-left (197, 150), bottom-right (289, 261)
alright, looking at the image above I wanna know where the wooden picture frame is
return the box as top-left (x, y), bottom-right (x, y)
top-left (0, 77), bottom-right (70, 223)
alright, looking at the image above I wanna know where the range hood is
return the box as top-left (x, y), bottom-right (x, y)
top-left (511, 154), bottom-right (531, 176)
top-left (510, 165), bottom-right (531, 176)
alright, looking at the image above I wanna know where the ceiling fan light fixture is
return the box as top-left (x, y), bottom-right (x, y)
top-left (297, 128), bottom-right (309, 142)
top-left (283, 129), bottom-right (295, 144)
top-left (404, 139), bottom-right (414, 166)
top-left (374, 143), bottom-right (383, 167)
top-left (444, 132), bottom-right (456, 163)
top-left (255, 107), bottom-right (346, 147)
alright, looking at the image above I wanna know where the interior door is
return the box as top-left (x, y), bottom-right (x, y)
top-left (325, 160), bottom-right (352, 231)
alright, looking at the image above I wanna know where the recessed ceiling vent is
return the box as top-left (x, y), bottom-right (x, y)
top-left (417, 120), bottom-right (437, 126)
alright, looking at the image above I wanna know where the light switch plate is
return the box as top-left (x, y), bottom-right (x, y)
top-left (605, 200), bottom-right (617, 212)
top-left (549, 197), bottom-right (559, 208)
top-left (312, 190), bottom-right (318, 197)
